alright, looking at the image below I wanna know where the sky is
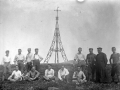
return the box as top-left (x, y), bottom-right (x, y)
top-left (0, 0), bottom-right (120, 64)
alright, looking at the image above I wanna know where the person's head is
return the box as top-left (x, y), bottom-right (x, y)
top-left (27, 48), bottom-right (31, 53)
top-left (78, 47), bottom-right (82, 53)
top-left (48, 64), bottom-right (52, 70)
top-left (18, 49), bottom-right (22, 54)
top-left (35, 48), bottom-right (39, 54)
top-left (78, 67), bottom-right (82, 71)
top-left (61, 66), bottom-right (65, 71)
top-left (5, 50), bottom-right (9, 56)
top-left (97, 47), bottom-right (102, 53)
top-left (15, 65), bottom-right (19, 71)
top-left (31, 66), bottom-right (36, 71)
top-left (112, 47), bottom-right (116, 53)
top-left (89, 48), bottom-right (93, 53)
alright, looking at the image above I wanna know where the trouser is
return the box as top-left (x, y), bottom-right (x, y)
top-left (33, 59), bottom-right (40, 72)
top-left (17, 60), bottom-right (24, 73)
top-left (78, 60), bottom-right (86, 72)
top-left (61, 75), bottom-right (69, 82)
top-left (96, 64), bottom-right (106, 83)
top-left (43, 76), bottom-right (55, 81)
top-left (87, 64), bottom-right (96, 81)
top-left (3, 62), bottom-right (11, 75)
top-left (111, 64), bottom-right (119, 81)
top-left (26, 62), bottom-right (32, 72)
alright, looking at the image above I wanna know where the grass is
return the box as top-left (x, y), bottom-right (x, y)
top-left (0, 63), bottom-right (120, 90)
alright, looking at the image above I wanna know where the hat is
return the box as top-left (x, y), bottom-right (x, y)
top-left (97, 47), bottom-right (102, 49)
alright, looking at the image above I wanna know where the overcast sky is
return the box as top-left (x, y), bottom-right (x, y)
top-left (0, 0), bottom-right (120, 64)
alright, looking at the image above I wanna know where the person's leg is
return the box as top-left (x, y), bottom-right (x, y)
top-left (36, 60), bottom-right (40, 72)
top-left (7, 64), bottom-right (11, 74)
top-left (3, 64), bottom-right (7, 80)
top-left (111, 64), bottom-right (116, 82)
top-left (96, 66), bottom-right (101, 83)
top-left (65, 75), bottom-right (69, 83)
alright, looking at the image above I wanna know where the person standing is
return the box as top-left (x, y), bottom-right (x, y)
top-left (2, 50), bottom-right (11, 81)
top-left (33, 48), bottom-right (43, 72)
top-left (96, 47), bottom-right (108, 83)
top-left (14, 49), bottom-right (25, 73)
top-left (26, 48), bottom-right (33, 72)
top-left (86, 48), bottom-right (96, 81)
top-left (109, 47), bottom-right (120, 82)
top-left (74, 47), bottom-right (86, 71)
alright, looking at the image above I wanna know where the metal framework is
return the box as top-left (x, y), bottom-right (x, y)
top-left (44, 7), bottom-right (68, 63)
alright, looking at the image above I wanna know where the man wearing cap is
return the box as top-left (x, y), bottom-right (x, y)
top-left (74, 47), bottom-right (86, 71)
top-left (26, 48), bottom-right (33, 72)
top-left (96, 47), bottom-right (108, 83)
top-left (2, 50), bottom-right (11, 81)
top-left (14, 49), bottom-right (25, 73)
top-left (33, 48), bottom-right (43, 72)
top-left (109, 47), bottom-right (120, 82)
top-left (86, 48), bottom-right (96, 81)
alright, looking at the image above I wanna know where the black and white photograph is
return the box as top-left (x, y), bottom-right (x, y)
top-left (0, 0), bottom-right (120, 90)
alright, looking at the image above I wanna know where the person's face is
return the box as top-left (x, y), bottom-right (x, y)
top-left (112, 48), bottom-right (116, 53)
top-left (48, 65), bottom-right (51, 70)
top-left (97, 49), bottom-right (102, 53)
top-left (28, 48), bottom-right (31, 53)
top-left (6, 51), bottom-right (9, 56)
top-left (16, 66), bottom-right (19, 71)
top-left (18, 49), bottom-right (22, 54)
top-left (61, 66), bottom-right (64, 71)
top-left (78, 48), bottom-right (82, 53)
top-left (35, 49), bottom-right (38, 54)
top-left (31, 67), bottom-right (35, 71)
top-left (89, 49), bottom-right (93, 53)
top-left (78, 67), bottom-right (81, 71)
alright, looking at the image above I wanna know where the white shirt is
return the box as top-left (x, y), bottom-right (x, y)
top-left (26, 53), bottom-right (33, 62)
top-left (74, 53), bottom-right (85, 61)
top-left (3, 55), bottom-right (11, 63)
top-left (14, 54), bottom-right (25, 61)
top-left (58, 68), bottom-right (69, 80)
top-left (10, 70), bottom-right (22, 80)
top-left (73, 71), bottom-right (86, 80)
top-left (45, 69), bottom-right (54, 78)
top-left (33, 54), bottom-right (43, 61)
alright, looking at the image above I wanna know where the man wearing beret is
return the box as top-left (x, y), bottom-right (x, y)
top-left (96, 47), bottom-right (108, 83)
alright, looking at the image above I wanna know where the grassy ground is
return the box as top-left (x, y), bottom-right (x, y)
top-left (0, 63), bottom-right (120, 90)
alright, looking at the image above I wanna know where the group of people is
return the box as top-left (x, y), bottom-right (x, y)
top-left (74, 47), bottom-right (120, 83)
top-left (2, 46), bottom-right (120, 84)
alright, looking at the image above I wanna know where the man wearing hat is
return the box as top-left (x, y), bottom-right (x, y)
top-left (96, 47), bottom-right (108, 83)
top-left (33, 48), bottom-right (43, 72)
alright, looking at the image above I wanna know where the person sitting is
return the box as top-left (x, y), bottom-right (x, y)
top-left (8, 65), bottom-right (22, 82)
top-left (23, 66), bottom-right (40, 81)
top-left (43, 64), bottom-right (55, 81)
top-left (58, 66), bottom-right (69, 83)
top-left (72, 66), bottom-right (87, 84)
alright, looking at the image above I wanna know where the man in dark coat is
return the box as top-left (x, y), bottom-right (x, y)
top-left (96, 47), bottom-right (108, 83)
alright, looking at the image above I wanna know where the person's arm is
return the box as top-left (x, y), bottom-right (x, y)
top-left (34, 70), bottom-right (40, 79)
top-left (51, 69), bottom-right (54, 77)
top-left (74, 54), bottom-right (78, 61)
top-left (73, 72), bottom-right (77, 78)
top-left (45, 69), bottom-right (47, 77)
top-left (8, 71), bottom-right (15, 80)
top-left (58, 70), bottom-right (62, 80)
top-left (82, 72), bottom-right (86, 80)
top-left (86, 54), bottom-right (88, 65)
top-left (65, 68), bottom-right (69, 76)
top-left (109, 54), bottom-right (112, 65)
top-left (38, 55), bottom-right (43, 62)
top-left (103, 53), bottom-right (108, 65)
top-left (14, 55), bottom-right (17, 64)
